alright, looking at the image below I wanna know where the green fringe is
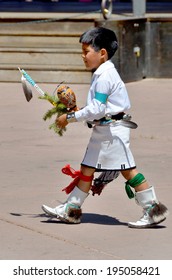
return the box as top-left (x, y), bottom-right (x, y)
top-left (125, 173), bottom-right (146, 199)
top-left (39, 92), bottom-right (68, 136)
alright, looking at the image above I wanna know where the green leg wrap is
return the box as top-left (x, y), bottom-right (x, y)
top-left (125, 173), bottom-right (146, 199)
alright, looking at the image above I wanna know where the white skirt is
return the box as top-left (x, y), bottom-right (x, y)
top-left (81, 124), bottom-right (136, 171)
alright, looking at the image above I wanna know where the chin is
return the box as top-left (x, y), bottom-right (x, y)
top-left (85, 65), bottom-right (94, 71)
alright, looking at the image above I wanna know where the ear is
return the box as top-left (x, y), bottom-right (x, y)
top-left (100, 48), bottom-right (108, 60)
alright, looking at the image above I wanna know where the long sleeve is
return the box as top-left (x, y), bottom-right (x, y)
top-left (75, 60), bottom-right (131, 122)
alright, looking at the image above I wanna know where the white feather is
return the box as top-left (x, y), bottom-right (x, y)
top-left (21, 76), bottom-right (33, 102)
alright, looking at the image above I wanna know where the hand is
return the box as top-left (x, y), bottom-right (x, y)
top-left (56, 114), bottom-right (68, 128)
top-left (68, 106), bottom-right (80, 112)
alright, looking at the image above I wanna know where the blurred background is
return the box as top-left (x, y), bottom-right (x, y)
top-left (0, 0), bottom-right (172, 13)
top-left (0, 1), bottom-right (171, 83)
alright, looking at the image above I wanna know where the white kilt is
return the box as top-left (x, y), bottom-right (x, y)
top-left (81, 124), bottom-right (136, 171)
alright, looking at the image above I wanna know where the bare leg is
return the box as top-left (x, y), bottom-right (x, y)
top-left (121, 168), bottom-right (148, 192)
top-left (78, 165), bottom-right (95, 193)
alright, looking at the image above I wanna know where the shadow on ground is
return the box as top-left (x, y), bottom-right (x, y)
top-left (10, 212), bottom-right (166, 228)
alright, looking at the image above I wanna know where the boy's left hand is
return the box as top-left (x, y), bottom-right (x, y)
top-left (56, 114), bottom-right (68, 128)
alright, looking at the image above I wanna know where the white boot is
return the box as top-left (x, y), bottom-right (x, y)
top-left (42, 187), bottom-right (88, 224)
top-left (128, 186), bottom-right (169, 228)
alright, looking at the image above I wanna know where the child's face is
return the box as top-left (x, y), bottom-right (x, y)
top-left (81, 43), bottom-right (106, 71)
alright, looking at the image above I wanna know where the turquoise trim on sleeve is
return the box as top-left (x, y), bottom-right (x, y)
top-left (95, 92), bottom-right (108, 104)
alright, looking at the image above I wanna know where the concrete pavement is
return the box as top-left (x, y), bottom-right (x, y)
top-left (0, 78), bottom-right (171, 260)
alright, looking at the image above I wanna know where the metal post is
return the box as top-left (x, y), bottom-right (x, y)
top-left (132, 0), bottom-right (146, 17)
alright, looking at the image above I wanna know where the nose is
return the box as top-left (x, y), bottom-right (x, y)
top-left (81, 52), bottom-right (85, 59)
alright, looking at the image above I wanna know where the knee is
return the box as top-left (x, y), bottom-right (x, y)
top-left (121, 168), bottom-right (138, 181)
top-left (80, 165), bottom-right (95, 177)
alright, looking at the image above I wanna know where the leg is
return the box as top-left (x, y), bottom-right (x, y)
top-left (121, 168), bottom-right (148, 192)
top-left (121, 169), bottom-right (169, 228)
top-left (78, 165), bottom-right (95, 193)
top-left (42, 165), bottom-right (95, 223)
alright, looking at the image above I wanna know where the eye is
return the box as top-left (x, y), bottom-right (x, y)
top-left (82, 50), bottom-right (88, 56)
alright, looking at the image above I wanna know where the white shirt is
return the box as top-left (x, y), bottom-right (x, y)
top-left (75, 60), bottom-right (131, 122)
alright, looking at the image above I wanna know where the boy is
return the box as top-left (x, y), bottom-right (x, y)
top-left (42, 27), bottom-right (168, 228)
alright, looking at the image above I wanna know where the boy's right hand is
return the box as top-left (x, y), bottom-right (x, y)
top-left (56, 114), bottom-right (68, 128)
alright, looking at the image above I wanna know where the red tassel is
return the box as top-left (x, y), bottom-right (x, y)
top-left (62, 164), bottom-right (80, 178)
top-left (61, 164), bottom-right (93, 194)
top-left (62, 177), bottom-right (80, 194)
top-left (61, 165), bottom-right (81, 194)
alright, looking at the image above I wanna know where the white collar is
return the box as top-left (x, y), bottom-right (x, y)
top-left (94, 60), bottom-right (114, 75)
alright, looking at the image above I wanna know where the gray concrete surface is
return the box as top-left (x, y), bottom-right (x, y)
top-left (0, 78), bottom-right (171, 260)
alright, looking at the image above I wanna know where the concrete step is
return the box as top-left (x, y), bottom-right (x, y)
top-left (0, 19), bottom-right (94, 35)
top-left (0, 47), bottom-right (91, 83)
top-left (0, 65), bottom-right (91, 84)
top-left (0, 35), bottom-right (80, 48)
top-left (0, 48), bottom-right (83, 66)
top-left (0, 20), bottom-right (85, 50)
top-left (0, 17), bottom-right (95, 83)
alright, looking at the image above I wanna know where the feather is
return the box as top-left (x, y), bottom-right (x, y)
top-left (21, 76), bottom-right (33, 102)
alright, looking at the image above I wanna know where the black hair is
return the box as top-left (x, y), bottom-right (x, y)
top-left (79, 27), bottom-right (118, 59)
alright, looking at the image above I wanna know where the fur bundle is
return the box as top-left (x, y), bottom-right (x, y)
top-left (149, 202), bottom-right (169, 223)
top-left (91, 170), bottom-right (120, 195)
top-left (65, 206), bottom-right (82, 224)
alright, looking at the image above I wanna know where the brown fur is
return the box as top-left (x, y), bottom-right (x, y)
top-left (68, 207), bottom-right (82, 219)
top-left (63, 207), bottom-right (82, 224)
